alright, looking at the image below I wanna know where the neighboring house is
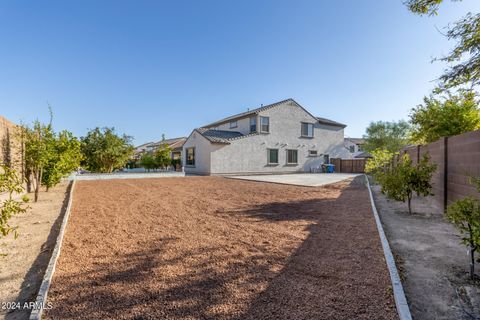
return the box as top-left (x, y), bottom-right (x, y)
top-left (182, 98), bottom-right (351, 175)
top-left (344, 138), bottom-right (371, 158)
top-left (134, 137), bottom-right (186, 161)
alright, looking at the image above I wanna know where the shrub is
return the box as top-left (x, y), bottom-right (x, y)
top-left (446, 179), bottom-right (480, 280)
top-left (379, 153), bottom-right (436, 214)
top-left (0, 164), bottom-right (29, 239)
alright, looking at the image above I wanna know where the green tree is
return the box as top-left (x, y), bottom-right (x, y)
top-left (42, 130), bottom-right (83, 191)
top-left (81, 127), bottom-right (134, 173)
top-left (446, 196), bottom-right (480, 279)
top-left (23, 120), bottom-right (54, 202)
top-left (410, 90), bottom-right (480, 143)
top-left (0, 164), bottom-right (29, 239)
top-left (379, 153), bottom-right (437, 214)
top-left (154, 143), bottom-right (172, 169)
top-left (365, 149), bottom-right (397, 182)
top-left (363, 120), bottom-right (411, 153)
top-left (405, 1), bottom-right (480, 88)
top-left (139, 153), bottom-right (158, 172)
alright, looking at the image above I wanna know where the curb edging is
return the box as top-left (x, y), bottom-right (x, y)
top-left (29, 179), bottom-right (76, 320)
top-left (364, 175), bottom-right (412, 320)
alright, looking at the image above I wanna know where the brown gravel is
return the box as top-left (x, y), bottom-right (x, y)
top-left (45, 176), bottom-right (397, 320)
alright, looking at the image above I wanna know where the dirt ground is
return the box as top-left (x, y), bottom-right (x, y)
top-left (371, 180), bottom-right (480, 320)
top-left (0, 182), bottom-right (71, 320)
top-left (45, 176), bottom-right (397, 320)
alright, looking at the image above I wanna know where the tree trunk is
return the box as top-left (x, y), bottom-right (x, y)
top-left (468, 224), bottom-right (477, 280)
top-left (407, 195), bottom-right (412, 214)
top-left (470, 247), bottom-right (475, 280)
top-left (34, 172), bottom-right (39, 202)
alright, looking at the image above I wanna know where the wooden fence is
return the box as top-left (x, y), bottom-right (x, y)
top-left (331, 158), bottom-right (367, 173)
top-left (401, 129), bottom-right (480, 211)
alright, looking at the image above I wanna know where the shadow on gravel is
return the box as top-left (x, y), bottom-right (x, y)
top-left (45, 177), bottom-right (397, 320)
top-left (6, 181), bottom-right (72, 320)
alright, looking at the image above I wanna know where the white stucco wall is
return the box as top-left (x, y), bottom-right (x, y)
top-left (183, 100), bottom-right (350, 175)
top-left (182, 131), bottom-right (221, 175)
top-left (343, 139), bottom-right (365, 159)
top-left (210, 101), bottom-right (349, 174)
top-left (213, 116), bottom-right (253, 135)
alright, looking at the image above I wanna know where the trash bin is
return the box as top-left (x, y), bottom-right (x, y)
top-left (327, 164), bottom-right (335, 173)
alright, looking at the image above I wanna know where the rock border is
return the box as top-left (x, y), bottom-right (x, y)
top-left (29, 179), bottom-right (76, 320)
top-left (364, 175), bottom-right (412, 320)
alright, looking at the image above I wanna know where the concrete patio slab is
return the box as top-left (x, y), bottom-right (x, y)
top-left (228, 173), bottom-right (360, 187)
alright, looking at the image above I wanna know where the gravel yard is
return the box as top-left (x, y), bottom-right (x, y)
top-left (45, 176), bottom-right (397, 319)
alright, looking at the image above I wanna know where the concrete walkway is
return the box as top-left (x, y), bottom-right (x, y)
top-left (72, 171), bottom-right (185, 181)
top-left (228, 173), bottom-right (360, 187)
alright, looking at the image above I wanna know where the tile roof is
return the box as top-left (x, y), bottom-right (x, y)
top-left (316, 117), bottom-right (347, 128)
top-left (345, 137), bottom-right (365, 145)
top-left (150, 137), bottom-right (186, 147)
top-left (354, 151), bottom-right (373, 158)
top-left (203, 98), bottom-right (294, 128)
top-left (196, 128), bottom-right (245, 144)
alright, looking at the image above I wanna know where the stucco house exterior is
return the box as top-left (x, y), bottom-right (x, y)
top-left (134, 137), bottom-right (186, 161)
top-left (344, 138), bottom-right (371, 159)
top-left (182, 98), bottom-right (351, 175)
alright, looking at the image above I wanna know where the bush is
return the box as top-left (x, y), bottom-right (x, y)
top-left (378, 153), bottom-right (436, 214)
top-left (0, 164), bottom-right (29, 239)
top-left (365, 149), bottom-right (397, 182)
top-left (446, 181), bottom-right (480, 280)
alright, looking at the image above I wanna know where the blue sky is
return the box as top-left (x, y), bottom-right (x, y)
top-left (1, 0), bottom-right (479, 145)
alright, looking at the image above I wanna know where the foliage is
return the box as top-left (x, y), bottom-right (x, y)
top-left (406, 1), bottom-right (480, 88)
top-left (23, 119), bottom-right (54, 202)
top-left (363, 120), bottom-right (411, 153)
top-left (446, 196), bottom-right (480, 279)
top-left (80, 127), bottom-right (134, 173)
top-left (0, 164), bottom-right (29, 239)
top-left (410, 90), bottom-right (480, 143)
top-left (379, 153), bottom-right (437, 214)
top-left (154, 143), bottom-right (172, 168)
top-left (139, 153), bottom-right (158, 171)
top-left (365, 149), bottom-right (397, 182)
top-left (42, 130), bottom-right (83, 190)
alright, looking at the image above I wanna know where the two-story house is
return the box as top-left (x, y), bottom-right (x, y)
top-left (344, 138), bottom-right (371, 159)
top-left (182, 98), bottom-right (350, 175)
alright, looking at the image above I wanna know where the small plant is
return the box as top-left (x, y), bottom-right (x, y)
top-left (446, 179), bottom-right (480, 280)
top-left (0, 164), bottom-right (29, 239)
top-left (365, 149), bottom-right (397, 182)
top-left (380, 153), bottom-right (437, 214)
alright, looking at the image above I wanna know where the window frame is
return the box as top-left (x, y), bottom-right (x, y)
top-left (301, 122), bottom-right (314, 138)
top-left (349, 145), bottom-right (355, 153)
top-left (267, 148), bottom-right (279, 165)
top-left (323, 154), bottom-right (330, 164)
top-left (230, 120), bottom-right (238, 129)
top-left (250, 116), bottom-right (257, 133)
top-left (260, 116), bottom-right (269, 133)
top-left (186, 147), bottom-right (196, 167)
top-left (308, 150), bottom-right (318, 157)
top-left (286, 149), bottom-right (298, 165)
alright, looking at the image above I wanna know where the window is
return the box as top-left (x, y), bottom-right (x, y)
top-left (260, 116), bottom-right (269, 133)
top-left (267, 149), bottom-right (279, 164)
top-left (250, 117), bottom-right (257, 133)
top-left (349, 146), bottom-right (355, 153)
top-left (186, 147), bottom-right (195, 166)
top-left (230, 121), bottom-right (237, 129)
top-left (286, 149), bottom-right (298, 164)
top-left (308, 150), bottom-right (318, 157)
top-left (301, 123), bottom-right (314, 137)
top-left (323, 154), bottom-right (330, 164)
top-left (358, 145), bottom-right (363, 152)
